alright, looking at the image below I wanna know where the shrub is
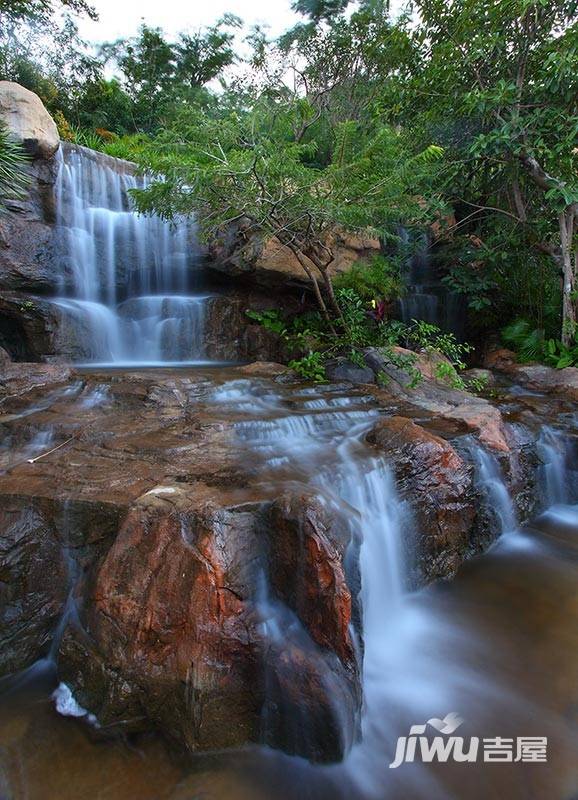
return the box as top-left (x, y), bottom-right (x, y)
top-left (333, 255), bottom-right (403, 302)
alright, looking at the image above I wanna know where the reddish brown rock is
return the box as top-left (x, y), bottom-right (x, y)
top-left (366, 416), bottom-right (475, 582)
top-left (63, 486), bottom-right (262, 751)
top-left (268, 491), bottom-right (357, 665)
top-left (483, 347), bottom-right (518, 371)
top-left (56, 482), bottom-right (358, 761)
top-left (507, 364), bottom-right (578, 403)
top-left (238, 361), bottom-right (292, 378)
top-left (445, 401), bottom-right (509, 452)
top-left (364, 347), bottom-right (510, 452)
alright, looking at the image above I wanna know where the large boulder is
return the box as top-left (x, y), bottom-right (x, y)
top-left (0, 84), bottom-right (60, 297)
top-left (0, 81), bottom-right (59, 159)
top-left (57, 485), bottom-right (358, 761)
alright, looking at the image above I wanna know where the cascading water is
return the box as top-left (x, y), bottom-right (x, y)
top-left (51, 144), bottom-right (213, 364)
top-left (3, 368), bottom-right (578, 799)
top-left (537, 426), bottom-right (569, 506)
top-left (211, 379), bottom-right (578, 799)
top-left (396, 227), bottom-right (463, 338)
top-left (212, 380), bottom-right (408, 756)
top-left (470, 445), bottom-right (517, 534)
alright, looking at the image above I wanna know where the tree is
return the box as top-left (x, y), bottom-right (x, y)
top-left (132, 97), bottom-right (443, 328)
top-left (0, 1), bottom-right (101, 123)
top-left (0, 0), bottom-right (96, 32)
top-left (101, 17), bottom-right (242, 133)
top-left (403, 0), bottom-right (578, 343)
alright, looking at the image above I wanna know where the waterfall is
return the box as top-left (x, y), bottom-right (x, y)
top-left (215, 381), bottom-right (407, 755)
top-left (50, 144), bottom-right (212, 365)
top-left (471, 445), bottom-right (517, 534)
top-left (396, 227), bottom-right (463, 337)
top-left (537, 426), bottom-right (568, 506)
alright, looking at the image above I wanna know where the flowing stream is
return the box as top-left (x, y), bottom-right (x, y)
top-left (2, 370), bottom-right (578, 799)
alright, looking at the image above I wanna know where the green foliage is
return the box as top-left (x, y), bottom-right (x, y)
top-left (288, 351), bottom-right (327, 382)
top-left (73, 78), bottom-right (136, 135)
top-left (245, 309), bottom-right (288, 336)
top-left (543, 337), bottom-right (578, 369)
top-left (503, 317), bottom-right (578, 369)
top-left (53, 109), bottom-right (75, 141)
top-left (407, 319), bottom-right (472, 370)
top-left (465, 372), bottom-right (490, 394)
top-left (403, 0), bottom-right (578, 341)
top-left (4, 0), bottom-right (578, 354)
top-left (71, 127), bottom-right (105, 151)
top-left (245, 294), bottom-right (477, 389)
top-left (100, 18), bottom-right (241, 133)
top-left (102, 134), bottom-right (150, 161)
top-left (502, 319), bottom-right (545, 363)
top-left (333, 255), bottom-right (402, 301)
top-left (0, 123), bottom-right (30, 214)
top-left (0, 0), bottom-right (97, 30)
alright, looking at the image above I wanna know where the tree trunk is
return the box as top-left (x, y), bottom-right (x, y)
top-left (518, 153), bottom-right (578, 346)
top-left (560, 207), bottom-right (576, 346)
top-left (309, 254), bottom-right (346, 327)
top-left (286, 242), bottom-right (338, 335)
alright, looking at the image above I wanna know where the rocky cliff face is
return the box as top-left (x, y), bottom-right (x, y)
top-left (0, 83), bottom-right (62, 360)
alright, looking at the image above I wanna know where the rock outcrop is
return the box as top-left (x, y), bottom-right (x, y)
top-left (203, 289), bottom-right (300, 363)
top-left (209, 220), bottom-right (381, 288)
top-left (363, 346), bottom-right (510, 452)
top-left (0, 81), bottom-right (59, 159)
top-left (0, 84), bottom-right (62, 360)
top-left (484, 347), bottom-right (578, 403)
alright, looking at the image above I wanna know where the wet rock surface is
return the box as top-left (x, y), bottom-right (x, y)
top-left (0, 366), bottom-right (361, 761)
top-left (0, 362), bottom-right (570, 761)
top-left (366, 415), bottom-right (476, 583)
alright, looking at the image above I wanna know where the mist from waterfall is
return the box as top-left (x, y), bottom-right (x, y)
top-left (51, 144), bottom-right (213, 364)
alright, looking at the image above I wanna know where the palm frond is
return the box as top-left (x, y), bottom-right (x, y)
top-left (0, 123), bottom-right (30, 213)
